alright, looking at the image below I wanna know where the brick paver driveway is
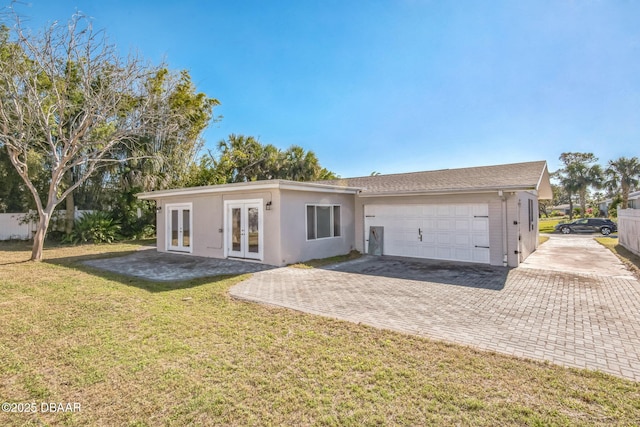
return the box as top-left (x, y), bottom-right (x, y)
top-left (231, 236), bottom-right (640, 381)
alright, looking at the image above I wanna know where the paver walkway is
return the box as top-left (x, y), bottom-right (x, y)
top-left (231, 236), bottom-right (640, 381)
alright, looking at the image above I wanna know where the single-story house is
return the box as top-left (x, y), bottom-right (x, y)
top-left (549, 204), bottom-right (572, 216)
top-left (137, 160), bottom-right (552, 268)
top-left (599, 190), bottom-right (640, 214)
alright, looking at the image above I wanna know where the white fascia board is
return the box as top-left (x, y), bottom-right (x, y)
top-left (137, 182), bottom-right (280, 199)
top-left (137, 180), bottom-right (359, 200)
top-left (357, 186), bottom-right (537, 198)
top-left (279, 182), bottom-right (360, 194)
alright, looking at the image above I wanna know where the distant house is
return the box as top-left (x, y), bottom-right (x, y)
top-left (549, 204), bottom-right (572, 216)
top-left (137, 160), bottom-right (552, 268)
top-left (599, 190), bottom-right (640, 214)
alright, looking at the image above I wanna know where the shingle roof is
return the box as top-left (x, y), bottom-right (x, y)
top-left (316, 160), bottom-right (549, 195)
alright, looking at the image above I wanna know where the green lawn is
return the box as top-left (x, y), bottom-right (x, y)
top-left (538, 218), bottom-right (564, 233)
top-left (1, 242), bottom-right (639, 426)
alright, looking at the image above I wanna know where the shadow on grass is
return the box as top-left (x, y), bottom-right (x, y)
top-left (0, 240), bottom-right (39, 252)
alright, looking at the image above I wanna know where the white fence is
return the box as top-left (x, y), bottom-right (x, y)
top-left (0, 213), bottom-right (33, 240)
top-left (618, 208), bottom-right (640, 257)
top-left (0, 210), bottom-right (93, 241)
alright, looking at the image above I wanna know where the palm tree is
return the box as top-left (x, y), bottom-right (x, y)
top-left (570, 162), bottom-right (603, 217)
top-left (556, 152), bottom-right (603, 218)
top-left (282, 145), bottom-right (321, 181)
top-left (605, 157), bottom-right (640, 209)
top-left (554, 170), bottom-right (580, 220)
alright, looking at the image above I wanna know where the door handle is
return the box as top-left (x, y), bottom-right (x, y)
top-left (418, 228), bottom-right (422, 241)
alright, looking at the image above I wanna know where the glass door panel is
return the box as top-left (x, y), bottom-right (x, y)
top-left (171, 210), bottom-right (179, 247)
top-left (182, 209), bottom-right (190, 248)
top-left (247, 207), bottom-right (259, 254)
top-left (168, 205), bottom-right (192, 252)
top-left (232, 208), bottom-right (241, 252)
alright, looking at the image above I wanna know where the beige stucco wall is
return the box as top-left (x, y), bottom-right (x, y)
top-left (155, 190), bottom-right (283, 265)
top-left (515, 191), bottom-right (540, 263)
top-left (278, 190), bottom-right (356, 265)
top-left (152, 187), bottom-right (540, 268)
top-left (354, 192), bottom-right (533, 267)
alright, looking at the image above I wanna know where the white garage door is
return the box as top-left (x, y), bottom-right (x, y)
top-left (364, 204), bottom-right (490, 264)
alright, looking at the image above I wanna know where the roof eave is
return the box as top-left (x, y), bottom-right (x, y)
top-left (137, 180), bottom-right (360, 200)
top-left (357, 186), bottom-right (539, 198)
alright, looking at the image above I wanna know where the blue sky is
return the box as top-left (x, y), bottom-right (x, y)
top-left (7, 0), bottom-right (640, 177)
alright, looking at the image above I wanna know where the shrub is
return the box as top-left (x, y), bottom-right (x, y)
top-left (63, 211), bottom-right (122, 244)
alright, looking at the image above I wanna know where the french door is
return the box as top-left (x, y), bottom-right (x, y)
top-left (226, 200), bottom-right (263, 261)
top-left (167, 204), bottom-right (192, 252)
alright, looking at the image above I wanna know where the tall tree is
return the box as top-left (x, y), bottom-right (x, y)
top-left (605, 156), bottom-right (640, 209)
top-left (555, 152), bottom-right (602, 219)
top-left (117, 69), bottom-right (218, 192)
top-left (213, 134), bottom-right (278, 183)
top-left (0, 12), bottom-right (198, 260)
top-left (198, 134), bottom-right (338, 185)
top-left (569, 162), bottom-right (603, 217)
top-left (280, 145), bottom-right (322, 181)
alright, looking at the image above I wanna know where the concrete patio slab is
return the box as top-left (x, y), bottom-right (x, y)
top-left (83, 247), bottom-right (272, 281)
top-left (521, 234), bottom-right (633, 279)
top-left (231, 236), bottom-right (640, 381)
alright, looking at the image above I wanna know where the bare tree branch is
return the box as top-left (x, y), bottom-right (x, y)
top-left (0, 7), bottom-right (186, 260)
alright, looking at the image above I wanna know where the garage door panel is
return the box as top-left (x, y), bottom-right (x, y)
top-left (422, 234), bottom-right (436, 244)
top-left (437, 219), bottom-right (452, 230)
top-left (455, 219), bottom-right (469, 231)
top-left (455, 234), bottom-right (470, 245)
top-left (434, 205), bottom-right (447, 216)
top-left (423, 205), bottom-right (437, 216)
top-left (436, 232), bottom-right (452, 245)
top-left (455, 248), bottom-right (472, 261)
top-left (454, 205), bottom-right (471, 216)
top-left (423, 219), bottom-right (436, 230)
top-left (436, 247), bottom-right (453, 259)
top-left (364, 203), bottom-right (490, 264)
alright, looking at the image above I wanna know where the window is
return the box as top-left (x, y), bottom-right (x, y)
top-left (528, 199), bottom-right (534, 231)
top-left (306, 205), bottom-right (341, 240)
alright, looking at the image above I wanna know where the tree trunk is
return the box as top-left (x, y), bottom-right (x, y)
top-left (569, 196), bottom-right (574, 220)
top-left (31, 211), bottom-right (52, 262)
top-left (621, 183), bottom-right (629, 209)
top-left (65, 191), bottom-right (75, 235)
top-left (64, 168), bottom-right (75, 235)
top-left (579, 189), bottom-right (587, 217)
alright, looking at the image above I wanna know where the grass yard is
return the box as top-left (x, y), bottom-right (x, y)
top-left (1, 242), bottom-right (639, 426)
top-left (538, 218), bottom-right (564, 233)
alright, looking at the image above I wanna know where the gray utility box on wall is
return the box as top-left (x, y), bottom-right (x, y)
top-left (368, 226), bottom-right (384, 256)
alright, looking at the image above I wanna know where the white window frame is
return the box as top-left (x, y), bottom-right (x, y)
top-left (305, 204), bottom-right (342, 241)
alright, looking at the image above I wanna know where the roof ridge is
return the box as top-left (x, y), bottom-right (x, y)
top-left (318, 160), bottom-right (547, 182)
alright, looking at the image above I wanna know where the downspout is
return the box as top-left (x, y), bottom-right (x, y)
top-left (499, 190), bottom-right (508, 267)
